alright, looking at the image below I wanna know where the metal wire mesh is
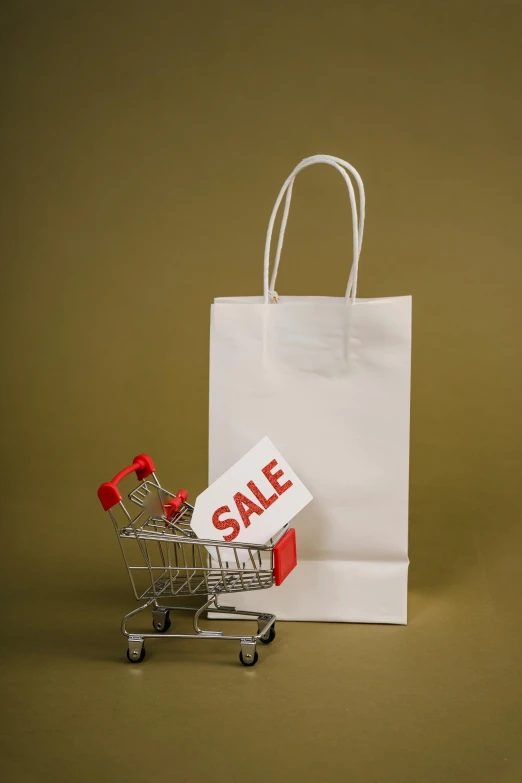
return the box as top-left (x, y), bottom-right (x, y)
top-left (111, 477), bottom-right (275, 600)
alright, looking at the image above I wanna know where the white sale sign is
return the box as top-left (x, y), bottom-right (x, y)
top-left (191, 436), bottom-right (312, 555)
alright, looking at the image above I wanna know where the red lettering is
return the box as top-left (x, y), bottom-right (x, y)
top-left (212, 506), bottom-right (240, 542)
top-left (262, 459), bottom-right (293, 495)
top-left (247, 480), bottom-right (277, 510)
top-left (233, 491), bottom-right (264, 528)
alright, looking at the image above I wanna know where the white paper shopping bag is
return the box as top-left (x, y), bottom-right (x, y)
top-left (209, 154), bottom-right (411, 623)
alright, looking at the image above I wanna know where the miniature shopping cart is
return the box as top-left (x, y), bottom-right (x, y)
top-left (98, 454), bottom-right (297, 666)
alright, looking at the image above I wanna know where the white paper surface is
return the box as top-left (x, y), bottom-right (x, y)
top-left (209, 297), bottom-right (411, 622)
top-left (208, 154), bottom-right (411, 623)
top-left (192, 436), bottom-right (312, 560)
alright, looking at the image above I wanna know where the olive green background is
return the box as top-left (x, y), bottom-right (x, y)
top-left (1, 1), bottom-right (521, 781)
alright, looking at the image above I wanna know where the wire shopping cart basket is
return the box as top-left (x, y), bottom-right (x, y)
top-left (98, 454), bottom-right (298, 666)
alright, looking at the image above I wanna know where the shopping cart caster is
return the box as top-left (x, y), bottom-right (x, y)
top-left (127, 637), bottom-right (146, 663)
top-left (239, 650), bottom-right (259, 666)
top-left (239, 640), bottom-right (258, 666)
top-left (259, 622), bottom-right (276, 644)
top-left (152, 608), bottom-right (171, 633)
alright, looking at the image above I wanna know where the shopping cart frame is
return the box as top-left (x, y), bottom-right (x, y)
top-left (98, 454), bottom-right (297, 666)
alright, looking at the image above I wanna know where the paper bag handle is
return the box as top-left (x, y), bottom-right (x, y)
top-left (263, 154), bottom-right (365, 304)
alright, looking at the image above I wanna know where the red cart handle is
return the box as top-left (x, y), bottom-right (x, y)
top-left (98, 454), bottom-right (155, 511)
top-left (165, 489), bottom-right (189, 521)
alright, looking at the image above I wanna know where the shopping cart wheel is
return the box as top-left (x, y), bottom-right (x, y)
top-left (152, 608), bottom-right (171, 633)
top-left (127, 638), bottom-right (146, 663)
top-left (127, 647), bottom-right (146, 663)
top-left (260, 624), bottom-right (276, 644)
top-left (239, 649), bottom-right (259, 667)
top-left (154, 617), bottom-right (171, 633)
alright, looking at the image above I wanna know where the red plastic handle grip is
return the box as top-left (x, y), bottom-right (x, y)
top-left (165, 489), bottom-right (189, 521)
top-left (98, 454), bottom-right (155, 511)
